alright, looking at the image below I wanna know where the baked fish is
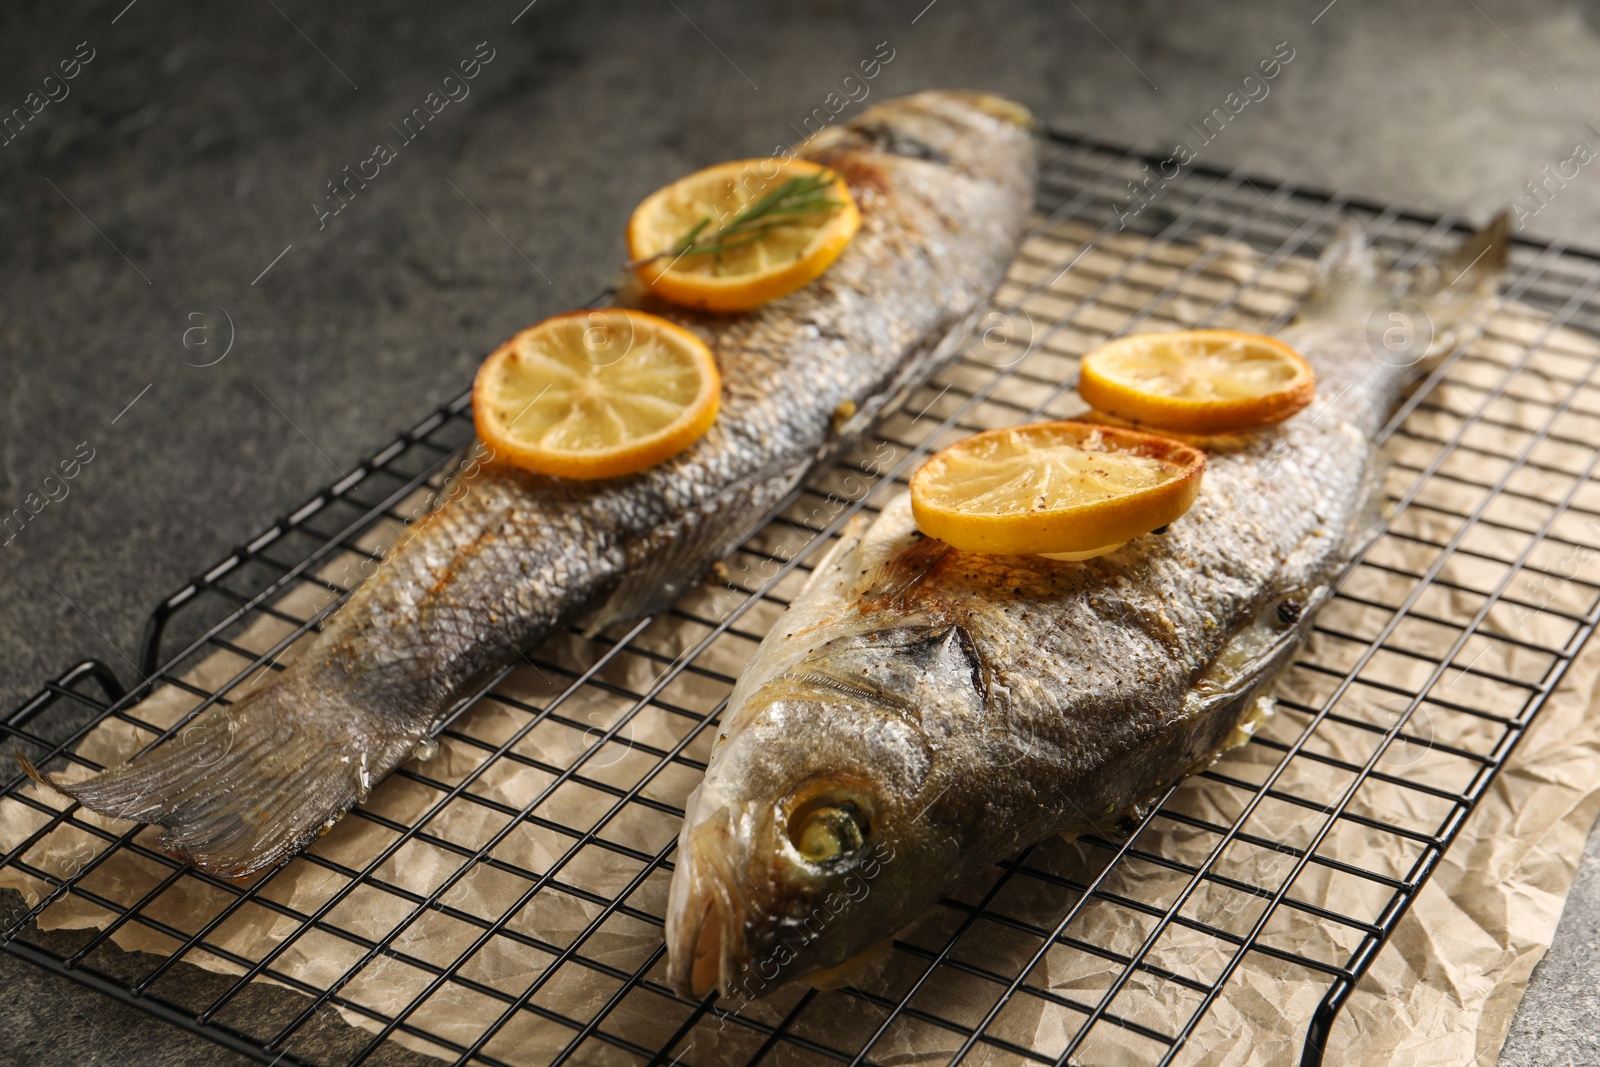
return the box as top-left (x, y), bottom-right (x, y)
top-left (665, 214), bottom-right (1510, 998)
top-left (31, 91), bottom-right (1038, 877)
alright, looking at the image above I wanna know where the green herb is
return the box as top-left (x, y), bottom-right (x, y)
top-left (637, 170), bottom-right (844, 270)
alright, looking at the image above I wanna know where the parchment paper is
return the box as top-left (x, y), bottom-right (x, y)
top-left (4, 218), bottom-right (1598, 1066)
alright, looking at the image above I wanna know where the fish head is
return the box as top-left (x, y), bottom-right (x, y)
top-left (667, 621), bottom-right (986, 999)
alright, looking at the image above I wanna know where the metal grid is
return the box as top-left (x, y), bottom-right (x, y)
top-left (4, 129), bottom-right (1600, 1067)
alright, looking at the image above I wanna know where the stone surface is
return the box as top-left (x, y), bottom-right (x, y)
top-left (2, 1), bottom-right (1598, 1064)
top-left (1501, 818), bottom-right (1600, 1066)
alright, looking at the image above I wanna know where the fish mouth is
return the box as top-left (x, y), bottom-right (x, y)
top-left (666, 807), bottom-right (750, 998)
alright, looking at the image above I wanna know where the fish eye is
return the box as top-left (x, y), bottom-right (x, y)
top-left (785, 788), bottom-right (871, 866)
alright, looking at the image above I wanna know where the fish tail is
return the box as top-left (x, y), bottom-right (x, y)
top-left (22, 681), bottom-right (423, 878)
top-left (1299, 210), bottom-right (1511, 357)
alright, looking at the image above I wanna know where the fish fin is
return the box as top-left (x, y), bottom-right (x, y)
top-left (1221, 693), bottom-right (1277, 752)
top-left (585, 471), bottom-right (806, 635)
top-left (802, 936), bottom-right (893, 990)
top-left (1180, 610), bottom-right (1310, 732)
top-left (860, 533), bottom-right (952, 606)
top-left (1298, 211), bottom-right (1510, 347)
top-left (824, 304), bottom-right (986, 456)
top-left (30, 682), bottom-right (424, 878)
top-left (1308, 220), bottom-right (1381, 302)
top-left (1408, 209), bottom-right (1512, 361)
top-left (793, 511), bottom-right (875, 599)
top-left (582, 536), bottom-right (708, 636)
top-left (1181, 694), bottom-right (1281, 780)
top-left (1440, 210), bottom-right (1513, 293)
top-left (1095, 682), bottom-right (1289, 840)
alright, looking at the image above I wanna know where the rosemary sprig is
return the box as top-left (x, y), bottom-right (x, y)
top-left (636, 170), bottom-right (844, 269)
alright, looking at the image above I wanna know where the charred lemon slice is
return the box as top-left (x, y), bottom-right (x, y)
top-left (909, 421), bottom-right (1206, 557)
top-left (473, 309), bottom-right (720, 480)
top-left (1077, 329), bottom-right (1315, 434)
top-left (628, 158), bottom-right (860, 312)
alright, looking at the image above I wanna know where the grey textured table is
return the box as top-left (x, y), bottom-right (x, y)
top-left (2, 1), bottom-right (1597, 1063)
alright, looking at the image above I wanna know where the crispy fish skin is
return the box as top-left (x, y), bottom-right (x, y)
top-left (666, 215), bottom-right (1511, 999)
top-left (35, 92), bottom-right (1038, 877)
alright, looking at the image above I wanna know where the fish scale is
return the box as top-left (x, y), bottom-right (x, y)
top-left (665, 213), bottom-right (1510, 999)
top-left (35, 91), bottom-right (1039, 878)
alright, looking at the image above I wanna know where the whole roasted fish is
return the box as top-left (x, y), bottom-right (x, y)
top-left (33, 91), bottom-right (1038, 877)
top-left (665, 214), bottom-right (1510, 998)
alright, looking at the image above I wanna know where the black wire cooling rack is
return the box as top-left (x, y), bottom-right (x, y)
top-left (5, 129), bottom-right (1600, 1067)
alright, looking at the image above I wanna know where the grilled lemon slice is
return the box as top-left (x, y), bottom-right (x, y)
top-left (909, 421), bottom-right (1206, 557)
top-left (472, 309), bottom-right (720, 480)
top-left (1077, 329), bottom-right (1315, 434)
top-left (628, 158), bottom-right (860, 312)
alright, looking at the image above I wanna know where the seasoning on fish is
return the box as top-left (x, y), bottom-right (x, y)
top-left (665, 212), bottom-right (1510, 999)
top-left (23, 91), bottom-right (1038, 878)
